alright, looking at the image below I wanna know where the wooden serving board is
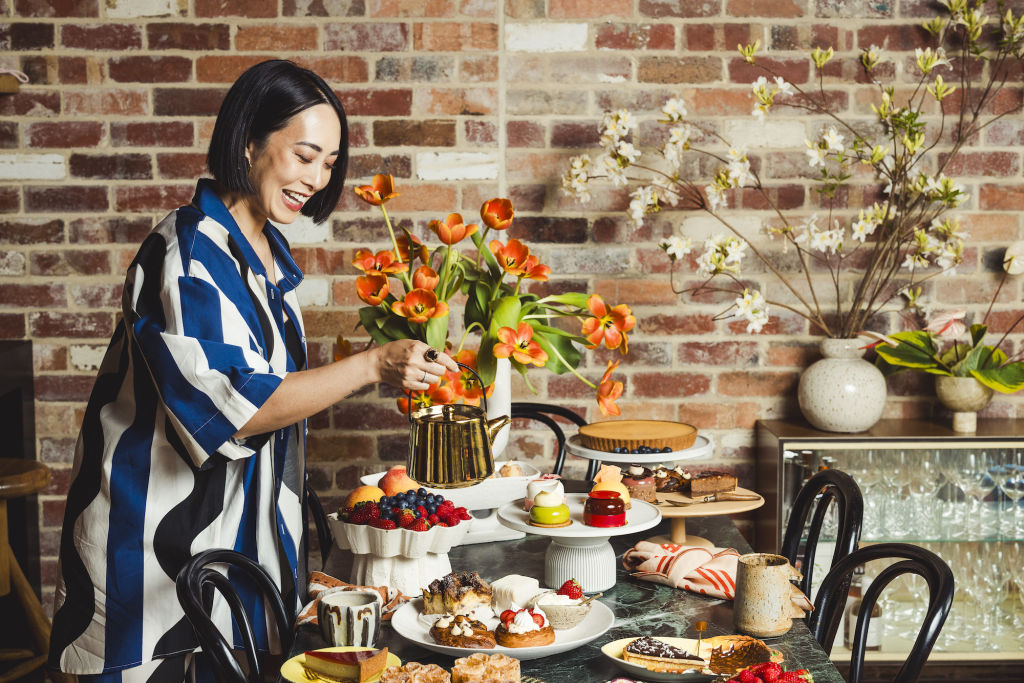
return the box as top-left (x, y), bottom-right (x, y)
top-left (648, 487), bottom-right (765, 546)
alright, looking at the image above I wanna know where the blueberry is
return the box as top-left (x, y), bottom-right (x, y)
top-left (662, 446), bottom-right (673, 453)
top-left (630, 448), bottom-right (639, 454)
top-left (417, 488), bottom-right (428, 496)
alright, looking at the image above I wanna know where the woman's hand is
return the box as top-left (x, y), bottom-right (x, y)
top-left (374, 339), bottom-right (459, 391)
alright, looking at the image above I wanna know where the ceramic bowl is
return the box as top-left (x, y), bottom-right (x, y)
top-left (328, 512), bottom-right (471, 558)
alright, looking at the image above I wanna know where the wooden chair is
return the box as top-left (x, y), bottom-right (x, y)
top-left (511, 402), bottom-right (599, 480)
top-left (304, 476), bottom-right (332, 571)
top-left (175, 549), bottom-right (293, 683)
top-left (809, 542), bottom-right (954, 683)
top-left (780, 468), bottom-right (864, 597)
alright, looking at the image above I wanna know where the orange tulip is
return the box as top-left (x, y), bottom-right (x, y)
top-left (397, 233), bottom-right (429, 263)
top-left (397, 378), bottom-right (457, 413)
top-left (597, 361), bottom-right (624, 417)
top-left (581, 294), bottom-right (636, 354)
top-left (334, 334), bottom-right (353, 361)
top-left (489, 238), bottom-right (531, 277)
top-left (480, 198), bottom-right (514, 230)
top-left (493, 322), bottom-right (548, 366)
top-left (354, 173), bottom-right (399, 206)
top-left (521, 254), bottom-right (551, 282)
top-left (352, 248), bottom-right (409, 275)
top-left (412, 265), bottom-right (439, 291)
top-left (391, 288), bottom-right (449, 324)
top-left (450, 349), bottom-right (492, 405)
top-left (356, 272), bottom-right (389, 305)
top-left (429, 213), bottom-right (479, 245)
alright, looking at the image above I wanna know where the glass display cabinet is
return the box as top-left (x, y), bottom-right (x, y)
top-left (756, 419), bottom-right (1024, 669)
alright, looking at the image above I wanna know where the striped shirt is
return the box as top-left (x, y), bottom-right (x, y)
top-left (50, 179), bottom-right (308, 675)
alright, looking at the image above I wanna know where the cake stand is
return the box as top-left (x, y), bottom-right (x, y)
top-left (496, 493), bottom-right (662, 592)
top-left (651, 488), bottom-right (764, 548)
top-left (564, 433), bottom-right (714, 465)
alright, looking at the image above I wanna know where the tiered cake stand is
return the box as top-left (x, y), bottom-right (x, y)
top-left (496, 493), bottom-right (661, 592)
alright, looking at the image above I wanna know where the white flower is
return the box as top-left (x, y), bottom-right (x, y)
top-left (822, 127), bottom-right (845, 152)
top-left (705, 184), bottom-right (727, 212)
top-left (628, 185), bottom-right (658, 228)
top-left (659, 235), bottom-right (693, 261)
top-left (662, 124), bottom-right (692, 169)
top-left (727, 147), bottom-right (753, 188)
top-left (734, 288), bottom-right (770, 333)
top-left (616, 141), bottom-right (641, 165)
top-left (774, 77), bottom-right (795, 97)
top-left (561, 154), bottom-right (592, 202)
top-left (805, 140), bottom-right (827, 168)
top-left (850, 211), bottom-right (878, 243)
top-left (653, 175), bottom-right (681, 206)
top-left (696, 234), bottom-right (746, 277)
top-left (599, 153), bottom-right (628, 187)
top-left (752, 104), bottom-right (769, 122)
top-left (1004, 241), bottom-right (1024, 275)
top-left (661, 97), bottom-right (688, 121)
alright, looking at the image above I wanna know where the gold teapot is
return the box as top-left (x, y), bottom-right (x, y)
top-left (406, 363), bottom-right (511, 488)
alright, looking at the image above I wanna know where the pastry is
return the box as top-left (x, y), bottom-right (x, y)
top-left (706, 635), bottom-right (775, 675)
top-left (578, 419), bottom-right (698, 452)
top-left (495, 607), bottom-right (555, 647)
top-left (583, 489), bottom-right (626, 527)
top-left (422, 571), bottom-right (492, 616)
top-left (451, 652), bottom-right (521, 683)
top-left (498, 462), bottom-right (525, 477)
top-left (429, 614), bottom-right (497, 649)
top-left (621, 636), bottom-right (705, 673)
top-left (590, 464), bottom-right (631, 509)
top-left (621, 465), bottom-right (657, 502)
top-left (528, 488), bottom-right (571, 528)
top-left (380, 661), bottom-right (451, 683)
top-left (524, 479), bottom-right (563, 512)
top-left (490, 574), bottom-right (543, 613)
top-left (304, 648), bottom-right (388, 682)
top-left (653, 465), bottom-right (684, 493)
top-left (689, 470), bottom-right (737, 496)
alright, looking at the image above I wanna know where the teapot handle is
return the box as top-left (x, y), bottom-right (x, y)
top-left (406, 361), bottom-right (488, 422)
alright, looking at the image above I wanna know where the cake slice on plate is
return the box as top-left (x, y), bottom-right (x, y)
top-left (303, 648), bottom-right (388, 682)
top-left (621, 636), bottom-right (705, 673)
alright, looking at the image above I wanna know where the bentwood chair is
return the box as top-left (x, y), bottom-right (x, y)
top-left (304, 476), bottom-right (332, 570)
top-left (511, 402), bottom-right (598, 480)
top-left (781, 468), bottom-right (864, 598)
top-left (176, 549), bottom-right (293, 683)
top-left (809, 542), bottom-right (954, 683)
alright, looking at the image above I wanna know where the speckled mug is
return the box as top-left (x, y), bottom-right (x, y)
top-left (733, 553), bottom-right (804, 638)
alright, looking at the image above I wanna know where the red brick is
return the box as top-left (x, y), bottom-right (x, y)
top-left (0, 187), bottom-right (18, 213)
top-left (0, 283), bottom-right (64, 307)
top-left (337, 89), bottom-right (412, 116)
top-left (69, 217), bottom-right (152, 244)
top-left (64, 89), bottom-right (148, 116)
top-left (57, 56), bottom-right (90, 84)
top-left (856, 23), bottom-right (930, 51)
top-left (507, 120), bottom-right (544, 148)
top-left (155, 152), bottom-right (207, 179)
top-left (26, 186), bottom-right (107, 213)
top-left (30, 312), bottom-right (112, 339)
top-left (61, 23), bottom-right (141, 50)
top-left (235, 24), bottom-right (318, 51)
top-left (634, 372), bottom-right (712, 397)
top-left (343, 154), bottom-right (411, 183)
top-left (418, 87), bottom-right (496, 115)
top-left (639, 0), bottom-right (719, 18)
top-left (31, 250), bottom-right (111, 276)
top-left (0, 218), bottom-right (63, 244)
top-left (325, 23), bottom-right (409, 52)
top-left (380, 183), bottom-right (457, 213)
top-left (108, 56), bottom-right (192, 83)
top-left (939, 151), bottom-right (1020, 177)
top-left (113, 185), bottom-right (193, 212)
top-left (3, 22), bottom-right (55, 50)
top-left (550, 121), bottom-right (600, 148)
top-left (195, 0), bottom-right (276, 17)
top-left (511, 217), bottom-right (587, 244)
top-left (0, 313), bottom-right (25, 338)
top-left (414, 22), bottom-right (497, 51)
top-left (147, 22), bottom-right (230, 50)
top-left (70, 283), bottom-right (122, 309)
top-left (639, 56), bottom-right (722, 83)
top-left (196, 55), bottom-right (276, 83)
top-left (641, 313), bottom-right (717, 335)
top-left (0, 91), bottom-right (60, 117)
top-left (373, 120), bottom-right (455, 146)
top-left (35, 375), bottom-right (96, 403)
top-left (679, 341), bottom-right (760, 366)
top-left (19, 55), bottom-right (51, 85)
top-left (727, 0), bottom-right (802, 17)
top-left (729, 56), bottom-right (810, 84)
top-left (70, 153), bottom-right (151, 180)
top-left (979, 184), bottom-right (1024, 211)
top-left (550, 0), bottom-right (631, 17)
top-left (596, 23), bottom-right (675, 50)
top-left (14, 0), bottom-right (97, 16)
top-left (294, 56), bottom-right (370, 83)
top-left (464, 120), bottom-right (496, 145)
top-left (153, 88), bottom-right (228, 116)
top-left (369, 0), bottom-right (455, 16)
top-left (460, 55), bottom-right (498, 82)
top-left (717, 370), bottom-right (798, 396)
top-left (739, 184), bottom-right (805, 211)
top-left (291, 247), bottom-right (349, 276)
top-left (111, 121), bottom-right (194, 147)
top-left (27, 121), bottom-right (104, 148)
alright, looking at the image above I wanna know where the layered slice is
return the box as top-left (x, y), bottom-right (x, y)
top-left (303, 648), bottom-right (389, 682)
top-left (621, 636), bottom-right (705, 673)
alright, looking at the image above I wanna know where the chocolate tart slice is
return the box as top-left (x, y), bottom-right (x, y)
top-left (621, 636), bottom-right (705, 673)
top-left (304, 648), bottom-right (388, 682)
top-left (579, 420), bottom-right (698, 453)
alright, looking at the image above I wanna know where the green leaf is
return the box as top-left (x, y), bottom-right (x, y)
top-left (492, 295), bottom-right (522, 329)
top-left (971, 362), bottom-right (1024, 393)
top-left (541, 292), bottom-right (591, 310)
top-left (359, 306), bottom-right (402, 346)
top-left (531, 328), bottom-right (582, 375)
top-left (425, 313), bottom-right (449, 350)
top-left (969, 323), bottom-right (988, 348)
top-left (476, 326), bottom-right (499, 386)
top-left (872, 330), bottom-right (940, 370)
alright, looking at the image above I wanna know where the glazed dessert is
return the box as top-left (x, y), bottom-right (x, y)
top-left (429, 614), bottom-right (497, 649)
top-left (583, 489), bottom-right (626, 527)
top-left (451, 652), bottom-right (520, 683)
top-left (590, 464), bottom-right (631, 509)
top-left (653, 465), bottom-right (685, 493)
top-left (621, 636), bottom-right (705, 672)
top-left (689, 470), bottom-right (737, 496)
top-left (621, 465), bottom-right (657, 502)
top-left (498, 462), bottom-right (525, 478)
top-left (531, 580), bottom-right (590, 630)
top-left (380, 661), bottom-right (451, 683)
top-left (495, 607), bottom-right (555, 648)
top-left (578, 419), bottom-right (698, 452)
top-left (422, 571), bottom-right (493, 616)
top-left (528, 488), bottom-right (571, 528)
top-left (524, 479), bottom-right (563, 512)
top-left (490, 574), bottom-right (543, 613)
top-left (706, 635), bottom-right (774, 675)
top-left (304, 648), bottom-right (388, 682)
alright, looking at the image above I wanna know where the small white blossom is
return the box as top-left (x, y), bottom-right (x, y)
top-left (599, 153), bottom-right (629, 187)
top-left (561, 154), bottom-right (592, 202)
top-left (705, 183), bottom-right (727, 212)
top-left (734, 288), bottom-right (770, 333)
top-left (774, 77), bottom-right (795, 97)
top-left (696, 234), bottom-right (747, 277)
top-left (850, 212), bottom-right (878, 243)
top-left (659, 235), bottom-right (693, 261)
top-left (628, 185), bottom-right (659, 228)
top-left (727, 147), bottom-right (753, 188)
top-left (661, 97), bottom-right (688, 121)
top-left (662, 124), bottom-right (692, 169)
top-left (822, 127), bottom-right (845, 152)
top-left (805, 140), bottom-right (827, 168)
top-left (615, 141), bottom-right (641, 165)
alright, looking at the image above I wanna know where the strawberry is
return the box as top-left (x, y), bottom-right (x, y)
top-left (760, 663), bottom-right (783, 683)
top-left (416, 505), bottom-right (429, 518)
top-left (778, 673), bottom-right (803, 683)
top-left (369, 518), bottom-right (397, 529)
top-left (455, 506), bottom-right (471, 520)
top-left (529, 610), bottom-right (545, 627)
top-left (499, 609), bottom-right (516, 625)
top-left (556, 578), bottom-right (583, 600)
top-left (428, 513), bottom-right (440, 524)
top-left (396, 509), bottom-right (417, 528)
top-left (738, 670), bottom-right (757, 683)
top-left (408, 518), bottom-right (431, 532)
top-left (348, 501), bottom-right (379, 525)
top-left (437, 500), bottom-right (455, 513)
top-left (435, 522), bottom-right (449, 527)
top-left (442, 514), bottom-right (460, 527)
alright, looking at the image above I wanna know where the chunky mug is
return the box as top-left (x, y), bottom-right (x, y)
top-left (317, 589), bottom-right (382, 648)
top-left (733, 553), bottom-right (813, 638)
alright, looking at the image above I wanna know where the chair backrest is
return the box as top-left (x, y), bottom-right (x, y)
top-left (780, 468), bottom-right (864, 596)
top-left (809, 542), bottom-right (954, 683)
top-left (175, 549), bottom-right (293, 683)
top-left (304, 476), bottom-right (332, 570)
top-left (510, 402), bottom-right (596, 479)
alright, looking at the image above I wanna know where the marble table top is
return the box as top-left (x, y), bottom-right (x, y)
top-left (287, 514), bottom-right (844, 683)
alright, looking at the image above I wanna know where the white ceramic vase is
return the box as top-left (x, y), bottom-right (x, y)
top-left (934, 375), bottom-right (994, 433)
top-left (486, 357), bottom-right (511, 458)
top-left (798, 338), bottom-right (887, 433)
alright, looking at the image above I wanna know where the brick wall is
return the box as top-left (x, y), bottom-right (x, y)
top-left (1, 0), bottom-right (1022, 612)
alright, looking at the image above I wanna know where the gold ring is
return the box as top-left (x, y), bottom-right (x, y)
top-left (424, 348), bottom-right (439, 362)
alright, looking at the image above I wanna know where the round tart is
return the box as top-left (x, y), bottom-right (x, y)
top-left (495, 608), bottom-right (555, 648)
top-left (428, 614), bottom-right (497, 649)
top-left (579, 419), bottom-right (698, 453)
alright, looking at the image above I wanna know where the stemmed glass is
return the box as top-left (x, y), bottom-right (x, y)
top-left (997, 450), bottom-right (1024, 539)
top-left (960, 451), bottom-right (995, 541)
top-left (846, 449), bottom-right (883, 540)
top-left (882, 450), bottom-right (915, 538)
top-left (939, 451), bottom-right (970, 540)
top-left (906, 451), bottom-right (941, 540)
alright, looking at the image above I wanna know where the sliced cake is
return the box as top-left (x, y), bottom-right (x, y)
top-left (422, 571), bottom-right (492, 615)
top-left (689, 470), bottom-right (737, 496)
top-left (304, 648), bottom-right (388, 682)
top-left (621, 636), bottom-right (705, 673)
top-left (490, 574), bottom-right (542, 613)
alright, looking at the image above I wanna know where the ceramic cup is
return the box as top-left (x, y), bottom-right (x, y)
top-left (733, 553), bottom-right (810, 638)
top-left (317, 589), bottom-right (382, 648)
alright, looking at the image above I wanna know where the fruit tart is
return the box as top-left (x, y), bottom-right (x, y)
top-left (428, 614), bottom-right (497, 649)
top-left (451, 652), bottom-right (521, 683)
top-left (380, 661), bottom-right (451, 683)
top-left (495, 607), bottom-right (555, 647)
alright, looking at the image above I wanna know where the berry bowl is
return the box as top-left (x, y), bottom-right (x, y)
top-left (328, 513), bottom-right (471, 559)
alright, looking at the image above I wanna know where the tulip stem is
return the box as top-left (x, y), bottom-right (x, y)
top-left (380, 204), bottom-right (412, 291)
top-left (545, 342), bottom-right (596, 389)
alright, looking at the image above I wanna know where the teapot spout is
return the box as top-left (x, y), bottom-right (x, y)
top-left (486, 415), bottom-right (512, 446)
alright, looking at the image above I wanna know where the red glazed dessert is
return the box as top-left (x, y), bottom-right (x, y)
top-left (583, 489), bottom-right (626, 527)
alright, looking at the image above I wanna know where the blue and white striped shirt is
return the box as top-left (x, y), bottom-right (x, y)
top-left (50, 179), bottom-right (308, 674)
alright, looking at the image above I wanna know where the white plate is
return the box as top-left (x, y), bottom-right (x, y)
top-left (565, 434), bottom-right (714, 464)
top-left (390, 597), bottom-right (614, 660)
top-left (496, 494), bottom-right (662, 539)
top-left (601, 637), bottom-right (715, 682)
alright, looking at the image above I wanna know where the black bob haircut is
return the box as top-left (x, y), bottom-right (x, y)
top-left (207, 60), bottom-right (348, 224)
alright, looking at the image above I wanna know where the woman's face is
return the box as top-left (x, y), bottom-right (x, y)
top-left (245, 103), bottom-right (342, 225)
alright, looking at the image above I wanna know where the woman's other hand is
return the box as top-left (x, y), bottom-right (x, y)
top-left (374, 339), bottom-right (459, 391)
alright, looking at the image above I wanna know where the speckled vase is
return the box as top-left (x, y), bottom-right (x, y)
top-left (797, 338), bottom-right (887, 433)
top-left (935, 375), bottom-right (994, 433)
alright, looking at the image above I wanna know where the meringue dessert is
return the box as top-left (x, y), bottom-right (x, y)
top-left (528, 488), bottom-right (571, 528)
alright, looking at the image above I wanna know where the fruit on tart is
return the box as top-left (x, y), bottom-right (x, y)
top-left (490, 574), bottom-right (542, 613)
top-left (451, 652), bottom-right (520, 683)
top-left (724, 662), bottom-right (812, 683)
top-left (621, 636), bottom-right (705, 673)
top-left (527, 489), bottom-right (571, 528)
top-left (339, 488), bottom-right (469, 531)
top-left (590, 464), bottom-right (631, 509)
top-left (422, 571), bottom-right (493, 616)
top-left (495, 607), bottom-right (555, 647)
top-left (379, 466), bottom-right (420, 497)
top-left (379, 661), bottom-right (451, 683)
top-left (428, 614), bottom-right (497, 649)
top-left (303, 647), bottom-right (389, 682)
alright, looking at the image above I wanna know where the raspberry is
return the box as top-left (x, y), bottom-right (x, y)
top-left (396, 509), bottom-right (416, 528)
top-left (442, 514), bottom-right (460, 527)
top-left (739, 670), bottom-right (757, 683)
top-left (416, 505), bottom-right (428, 518)
top-left (556, 578), bottom-right (583, 600)
top-left (428, 513), bottom-right (440, 524)
top-left (408, 518), bottom-right (430, 532)
top-left (455, 506), bottom-right (472, 520)
top-left (435, 522), bottom-right (449, 527)
top-left (369, 518), bottom-right (397, 529)
top-left (437, 500), bottom-right (455, 513)
top-left (348, 501), bottom-right (379, 525)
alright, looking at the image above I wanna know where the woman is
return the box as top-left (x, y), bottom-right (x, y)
top-left (49, 60), bottom-right (457, 682)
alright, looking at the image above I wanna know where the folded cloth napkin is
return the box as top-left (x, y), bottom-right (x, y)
top-left (622, 542), bottom-right (740, 600)
top-left (296, 571), bottom-right (410, 627)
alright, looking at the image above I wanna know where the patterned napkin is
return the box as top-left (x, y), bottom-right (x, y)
top-left (296, 571), bottom-right (411, 627)
top-left (622, 541), bottom-right (740, 600)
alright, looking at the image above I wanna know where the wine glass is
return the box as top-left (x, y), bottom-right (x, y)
top-left (960, 451), bottom-right (995, 541)
top-left (846, 449), bottom-right (884, 540)
top-left (997, 450), bottom-right (1024, 538)
top-left (906, 451), bottom-right (941, 540)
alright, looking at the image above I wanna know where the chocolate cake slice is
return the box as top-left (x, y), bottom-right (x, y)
top-left (622, 636), bottom-right (705, 673)
top-left (689, 470), bottom-right (737, 496)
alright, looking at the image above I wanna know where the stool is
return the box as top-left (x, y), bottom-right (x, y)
top-left (0, 459), bottom-right (51, 682)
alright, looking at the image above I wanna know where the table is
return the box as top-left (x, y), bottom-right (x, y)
top-left (285, 515), bottom-right (845, 683)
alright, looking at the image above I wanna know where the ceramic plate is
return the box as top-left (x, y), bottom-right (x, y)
top-left (391, 597), bottom-right (614, 660)
top-left (601, 637), bottom-right (715, 682)
top-left (565, 434), bottom-right (714, 464)
top-left (280, 646), bottom-right (401, 683)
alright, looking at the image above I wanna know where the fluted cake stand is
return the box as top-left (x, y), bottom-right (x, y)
top-left (496, 493), bottom-right (661, 592)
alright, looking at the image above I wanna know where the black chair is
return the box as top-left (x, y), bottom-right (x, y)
top-left (511, 402), bottom-right (599, 480)
top-left (304, 476), bottom-right (332, 570)
top-left (780, 468), bottom-right (864, 597)
top-left (176, 549), bottom-right (293, 683)
top-left (809, 542), bottom-right (954, 683)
